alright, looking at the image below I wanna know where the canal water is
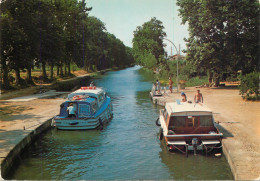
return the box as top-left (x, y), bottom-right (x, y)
top-left (9, 66), bottom-right (233, 180)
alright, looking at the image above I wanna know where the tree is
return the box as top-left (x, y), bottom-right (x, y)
top-left (177, 0), bottom-right (259, 85)
top-left (62, 0), bottom-right (92, 75)
top-left (239, 72), bottom-right (259, 100)
top-left (0, 0), bottom-right (134, 89)
top-left (0, 0), bottom-right (37, 86)
top-left (0, 1), bottom-right (13, 89)
top-left (132, 17), bottom-right (166, 68)
top-left (83, 16), bottom-right (107, 71)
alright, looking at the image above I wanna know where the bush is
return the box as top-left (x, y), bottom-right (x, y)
top-left (239, 72), bottom-right (260, 100)
top-left (185, 76), bottom-right (208, 87)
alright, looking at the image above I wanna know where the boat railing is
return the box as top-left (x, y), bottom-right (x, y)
top-left (166, 133), bottom-right (223, 137)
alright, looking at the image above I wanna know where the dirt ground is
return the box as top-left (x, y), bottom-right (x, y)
top-left (0, 86), bottom-right (260, 179)
top-left (183, 86), bottom-right (260, 141)
top-left (179, 86), bottom-right (260, 179)
top-left (0, 98), bottom-right (64, 132)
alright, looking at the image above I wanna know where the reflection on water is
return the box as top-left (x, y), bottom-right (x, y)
top-left (9, 66), bottom-right (233, 180)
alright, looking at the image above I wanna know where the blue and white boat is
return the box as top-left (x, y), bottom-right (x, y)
top-left (53, 86), bottom-right (113, 130)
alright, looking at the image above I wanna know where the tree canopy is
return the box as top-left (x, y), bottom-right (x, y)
top-left (177, 0), bottom-right (259, 84)
top-left (132, 17), bottom-right (166, 69)
top-left (0, 0), bottom-right (134, 89)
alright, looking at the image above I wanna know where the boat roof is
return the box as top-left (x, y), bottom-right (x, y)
top-left (64, 97), bottom-right (96, 104)
top-left (67, 87), bottom-right (104, 99)
top-left (165, 102), bottom-right (212, 116)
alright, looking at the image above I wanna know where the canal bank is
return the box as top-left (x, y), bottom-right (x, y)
top-left (151, 86), bottom-right (260, 180)
top-left (0, 68), bottom-right (120, 179)
top-left (0, 118), bottom-right (53, 179)
top-left (0, 71), bottom-right (95, 178)
top-left (1, 67), bottom-right (233, 180)
top-left (0, 95), bottom-right (64, 179)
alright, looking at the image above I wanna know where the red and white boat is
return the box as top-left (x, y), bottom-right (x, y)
top-left (157, 101), bottom-right (223, 156)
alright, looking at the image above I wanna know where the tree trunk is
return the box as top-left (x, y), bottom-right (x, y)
top-left (26, 67), bottom-right (34, 85)
top-left (67, 61), bottom-right (71, 75)
top-left (50, 63), bottom-right (54, 80)
top-left (64, 63), bottom-right (67, 76)
top-left (214, 73), bottom-right (220, 87)
top-left (2, 61), bottom-right (11, 89)
top-left (14, 68), bottom-right (21, 86)
top-left (208, 70), bottom-right (213, 83)
top-left (60, 63), bottom-right (63, 77)
top-left (42, 62), bottom-right (48, 81)
top-left (57, 65), bottom-right (60, 76)
top-left (83, 58), bottom-right (86, 70)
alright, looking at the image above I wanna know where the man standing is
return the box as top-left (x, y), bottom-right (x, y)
top-left (168, 77), bottom-right (173, 93)
top-left (156, 80), bottom-right (161, 94)
top-left (194, 90), bottom-right (203, 103)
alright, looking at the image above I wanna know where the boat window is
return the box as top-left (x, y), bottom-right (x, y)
top-left (200, 115), bottom-right (214, 127)
top-left (187, 116), bottom-right (199, 127)
top-left (169, 116), bottom-right (186, 127)
top-left (78, 104), bottom-right (91, 117)
top-left (60, 103), bottom-right (68, 116)
top-left (92, 102), bottom-right (98, 113)
top-left (98, 93), bottom-right (104, 102)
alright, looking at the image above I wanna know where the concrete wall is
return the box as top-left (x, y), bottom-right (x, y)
top-left (0, 119), bottom-right (52, 179)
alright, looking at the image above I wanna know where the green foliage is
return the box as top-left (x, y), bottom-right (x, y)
top-left (132, 17), bottom-right (166, 68)
top-left (185, 76), bottom-right (208, 87)
top-left (0, 0), bottom-right (134, 89)
top-left (156, 57), bottom-right (209, 87)
top-left (177, 0), bottom-right (259, 84)
top-left (239, 72), bottom-right (260, 100)
top-left (141, 52), bottom-right (157, 69)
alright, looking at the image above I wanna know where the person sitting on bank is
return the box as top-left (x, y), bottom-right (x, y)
top-left (181, 92), bottom-right (187, 102)
top-left (194, 89), bottom-right (203, 103)
top-left (67, 103), bottom-right (76, 118)
top-left (168, 77), bottom-right (173, 93)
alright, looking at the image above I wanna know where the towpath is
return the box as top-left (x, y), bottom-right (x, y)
top-left (0, 92), bottom-right (65, 179)
top-left (152, 86), bottom-right (260, 180)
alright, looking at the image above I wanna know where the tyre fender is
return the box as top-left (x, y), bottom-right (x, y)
top-left (155, 118), bottom-right (161, 126)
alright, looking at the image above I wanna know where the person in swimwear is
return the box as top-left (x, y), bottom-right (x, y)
top-left (181, 92), bottom-right (187, 102)
top-left (168, 77), bottom-right (173, 93)
top-left (194, 89), bottom-right (203, 103)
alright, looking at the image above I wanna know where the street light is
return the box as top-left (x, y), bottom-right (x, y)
top-left (164, 38), bottom-right (180, 92)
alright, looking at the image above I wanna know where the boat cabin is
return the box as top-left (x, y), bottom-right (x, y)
top-left (59, 97), bottom-right (97, 119)
top-left (53, 86), bottom-right (113, 130)
top-left (163, 103), bottom-right (217, 135)
top-left (57, 87), bottom-right (107, 119)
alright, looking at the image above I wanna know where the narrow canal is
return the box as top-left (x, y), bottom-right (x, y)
top-left (9, 66), bottom-right (233, 180)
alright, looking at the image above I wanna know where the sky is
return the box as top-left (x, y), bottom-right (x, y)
top-left (87, 0), bottom-right (189, 56)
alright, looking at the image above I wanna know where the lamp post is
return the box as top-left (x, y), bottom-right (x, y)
top-left (164, 38), bottom-right (179, 92)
